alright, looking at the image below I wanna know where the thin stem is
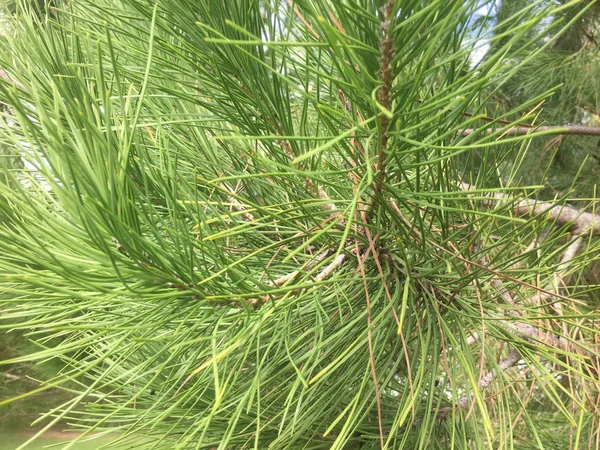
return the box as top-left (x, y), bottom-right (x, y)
top-left (354, 240), bottom-right (384, 450)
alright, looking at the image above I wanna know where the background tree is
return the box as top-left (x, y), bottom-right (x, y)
top-left (0, 1), bottom-right (599, 449)
top-left (484, 1), bottom-right (600, 198)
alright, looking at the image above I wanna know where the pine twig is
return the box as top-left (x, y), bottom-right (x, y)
top-left (460, 182), bottom-right (600, 356)
top-left (458, 349), bottom-right (522, 408)
top-left (459, 125), bottom-right (600, 137)
top-left (266, 249), bottom-right (331, 287)
top-left (249, 250), bottom-right (346, 307)
top-left (375, 0), bottom-right (395, 186)
top-left (1, 371), bottom-right (21, 381)
top-left (314, 253), bottom-right (346, 282)
top-left (305, 179), bottom-right (336, 212)
top-left (222, 184), bottom-right (256, 222)
top-left (365, 0), bottom-right (395, 227)
top-left (501, 321), bottom-right (599, 357)
top-left (459, 182), bottom-right (600, 236)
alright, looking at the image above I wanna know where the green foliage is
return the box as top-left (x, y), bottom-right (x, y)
top-left (0, 0), bottom-right (599, 449)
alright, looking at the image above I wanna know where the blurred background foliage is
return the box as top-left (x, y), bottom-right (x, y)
top-left (480, 0), bottom-right (600, 201)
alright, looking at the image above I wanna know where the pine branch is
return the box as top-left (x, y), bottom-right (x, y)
top-left (460, 182), bottom-right (599, 356)
top-left (248, 250), bottom-right (346, 308)
top-left (223, 184), bottom-right (256, 222)
top-left (375, 0), bottom-right (395, 187)
top-left (365, 0), bottom-right (395, 226)
top-left (459, 182), bottom-right (600, 235)
top-left (1, 371), bottom-right (21, 381)
top-left (266, 249), bottom-right (331, 287)
top-left (459, 125), bottom-right (600, 137)
top-left (305, 179), bottom-right (336, 212)
top-left (314, 253), bottom-right (346, 282)
top-left (458, 349), bottom-right (522, 408)
top-left (500, 321), bottom-right (597, 356)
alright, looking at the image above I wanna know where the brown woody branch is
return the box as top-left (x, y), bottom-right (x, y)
top-left (439, 182), bottom-right (600, 413)
top-left (458, 349), bottom-right (522, 408)
top-left (460, 182), bottom-right (600, 236)
top-left (459, 125), bottom-right (600, 137)
top-left (460, 182), bottom-right (599, 354)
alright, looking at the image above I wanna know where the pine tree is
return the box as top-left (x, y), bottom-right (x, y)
top-left (1, 1), bottom-right (599, 448)
top-left (485, 1), bottom-right (600, 200)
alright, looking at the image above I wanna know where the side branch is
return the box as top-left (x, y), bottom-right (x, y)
top-left (460, 182), bottom-right (600, 235)
top-left (224, 185), bottom-right (256, 222)
top-left (460, 182), bottom-right (600, 356)
top-left (459, 125), bottom-right (600, 137)
top-left (458, 349), bottom-right (522, 408)
top-left (249, 250), bottom-right (347, 307)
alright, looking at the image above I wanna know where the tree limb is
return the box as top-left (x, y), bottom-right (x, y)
top-left (459, 125), bottom-right (600, 137)
top-left (458, 349), bottom-right (522, 408)
top-left (459, 182), bottom-right (600, 235)
top-left (460, 182), bottom-right (599, 357)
